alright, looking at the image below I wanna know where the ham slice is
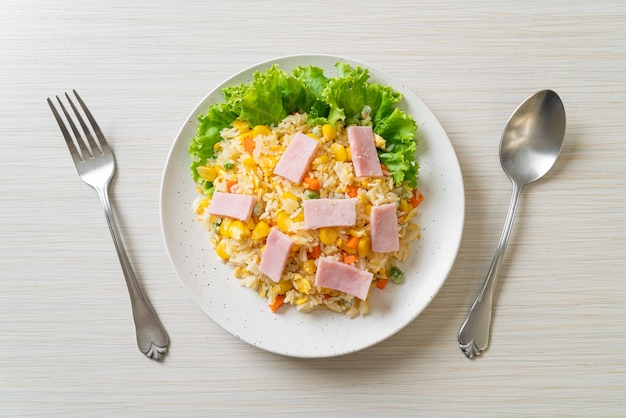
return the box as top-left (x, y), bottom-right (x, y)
top-left (347, 126), bottom-right (383, 178)
top-left (303, 198), bottom-right (357, 230)
top-left (273, 132), bottom-right (320, 184)
top-left (314, 257), bottom-right (373, 300)
top-left (370, 203), bottom-right (400, 252)
top-left (258, 228), bottom-right (294, 282)
top-left (207, 191), bottom-right (256, 221)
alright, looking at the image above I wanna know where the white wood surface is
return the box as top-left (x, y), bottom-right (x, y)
top-left (2, 1), bottom-right (625, 416)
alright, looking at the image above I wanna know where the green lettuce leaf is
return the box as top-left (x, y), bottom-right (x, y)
top-left (376, 108), bottom-right (419, 187)
top-left (189, 103), bottom-right (238, 183)
top-left (292, 65), bottom-right (330, 125)
top-left (238, 65), bottom-right (289, 126)
top-left (322, 62), bottom-right (403, 126)
top-left (188, 62), bottom-right (420, 187)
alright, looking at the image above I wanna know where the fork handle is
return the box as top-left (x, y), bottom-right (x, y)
top-left (96, 186), bottom-right (170, 360)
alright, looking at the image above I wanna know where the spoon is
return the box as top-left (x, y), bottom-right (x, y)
top-left (458, 89), bottom-right (566, 359)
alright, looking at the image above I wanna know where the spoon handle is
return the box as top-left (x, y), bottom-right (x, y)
top-left (458, 181), bottom-right (523, 358)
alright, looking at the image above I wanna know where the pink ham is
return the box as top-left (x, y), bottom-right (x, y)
top-left (207, 191), bottom-right (256, 221)
top-left (347, 125), bottom-right (383, 178)
top-left (303, 198), bottom-right (357, 230)
top-left (314, 257), bottom-right (373, 300)
top-left (370, 203), bottom-right (400, 252)
top-left (273, 132), bottom-right (320, 184)
top-left (258, 228), bottom-right (294, 282)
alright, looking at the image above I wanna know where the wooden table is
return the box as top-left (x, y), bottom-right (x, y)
top-left (2, 1), bottom-right (624, 415)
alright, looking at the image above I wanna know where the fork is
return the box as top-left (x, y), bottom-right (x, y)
top-left (48, 90), bottom-right (169, 361)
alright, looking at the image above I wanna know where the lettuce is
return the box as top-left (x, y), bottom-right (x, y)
top-left (322, 63), bottom-right (418, 187)
top-left (189, 62), bottom-right (419, 187)
top-left (376, 108), bottom-right (418, 186)
top-left (189, 103), bottom-right (238, 183)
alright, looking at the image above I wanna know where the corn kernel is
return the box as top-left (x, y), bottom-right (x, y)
top-left (251, 125), bottom-right (272, 137)
top-left (374, 133), bottom-right (386, 149)
top-left (228, 220), bottom-right (250, 240)
top-left (348, 228), bottom-right (367, 238)
top-left (313, 155), bottom-right (330, 166)
top-left (302, 259), bottom-right (316, 274)
top-left (251, 221), bottom-right (270, 240)
top-left (357, 236), bottom-right (371, 258)
top-left (197, 166), bottom-right (217, 182)
top-left (277, 280), bottom-right (293, 295)
top-left (322, 124), bottom-right (336, 141)
top-left (306, 133), bottom-right (320, 142)
top-left (364, 204), bottom-right (372, 216)
top-left (213, 142), bottom-right (222, 151)
top-left (283, 192), bottom-right (298, 201)
top-left (400, 199), bottom-right (410, 215)
top-left (233, 267), bottom-right (245, 278)
top-left (194, 197), bottom-right (210, 215)
top-left (293, 211), bottom-right (305, 223)
top-left (243, 156), bottom-right (256, 170)
top-left (295, 295), bottom-right (309, 305)
top-left (259, 156), bottom-right (278, 169)
top-left (215, 240), bottom-right (229, 260)
top-left (219, 218), bottom-right (233, 238)
top-left (232, 119), bottom-right (250, 133)
top-left (330, 143), bottom-right (348, 162)
top-left (247, 217), bottom-right (256, 231)
top-left (294, 274), bottom-right (311, 292)
top-left (346, 146), bottom-right (352, 161)
top-left (319, 227), bottom-right (339, 246)
top-left (276, 211), bottom-right (292, 233)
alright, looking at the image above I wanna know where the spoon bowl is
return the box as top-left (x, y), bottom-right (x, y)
top-left (500, 90), bottom-right (566, 185)
top-left (458, 90), bottom-right (566, 358)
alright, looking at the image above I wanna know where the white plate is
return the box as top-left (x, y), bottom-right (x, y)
top-left (160, 54), bottom-right (464, 358)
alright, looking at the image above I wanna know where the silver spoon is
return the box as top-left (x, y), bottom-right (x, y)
top-left (458, 89), bottom-right (566, 359)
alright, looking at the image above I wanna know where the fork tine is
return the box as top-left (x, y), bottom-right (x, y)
top-left (64, 92), bottom-right (103, 157)
top-left (47, 97), bottom-right (83, 164)
top-left (55, 95), bottom-right (94, 160)
top-left (72, 90), bottom-right (111, 155)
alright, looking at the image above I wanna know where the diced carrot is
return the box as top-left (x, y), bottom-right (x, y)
top-left (269, 295), bottom-right (285, 312)
top-left (346, 235), bottom-right (360, 249)
top-left (243, 136), bottom-right (255, 154)
top-left (323, 294), bottom-right (331, 300)
top-left (381, 163), bottom-right (389, 173)
top-left (226, 180), bottom-right (237, 193)
top-left (377, 279), bottom-right (388, 289)
top-left (346, 184), bottom-right (358, 198)
top-left (307, 245), bottom-right (321, 259)
top-left (343, 254), bottom-right (357, 264)
top-left (410, 189), bottom-right (424, 207)
top-left (303, 176), bottom-right (321, 191)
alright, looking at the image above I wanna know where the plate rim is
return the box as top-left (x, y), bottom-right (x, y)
top-left (159, 54), bottom-right (465, 358)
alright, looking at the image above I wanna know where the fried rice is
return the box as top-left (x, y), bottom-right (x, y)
top-left (193, 112), bottom-right (421, 317)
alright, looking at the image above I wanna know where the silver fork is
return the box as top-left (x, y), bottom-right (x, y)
top-left (48, 90), bottom-right (169, 361)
